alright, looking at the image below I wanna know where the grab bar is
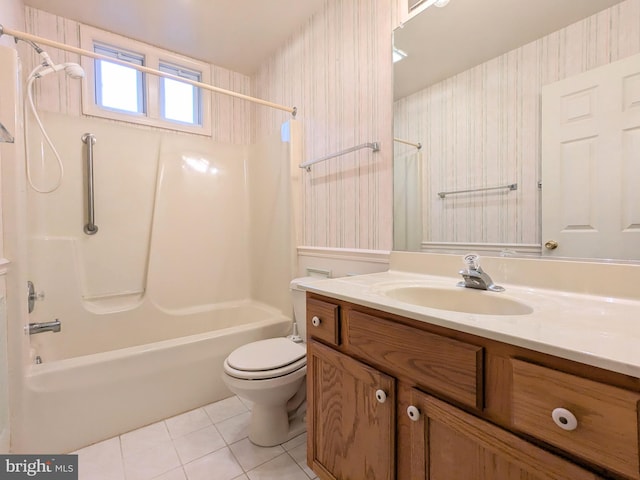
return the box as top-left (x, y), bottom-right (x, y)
top-left (82, 133), bottom-right (98, 235)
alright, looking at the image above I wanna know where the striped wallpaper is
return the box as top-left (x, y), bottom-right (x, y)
top-left (394, 0), bottom-right (640, 251)
top-left (252, 0), bottom-right (397, 250)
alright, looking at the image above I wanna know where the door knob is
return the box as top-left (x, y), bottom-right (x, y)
top-left (544, 240), bottom-right (559, 250)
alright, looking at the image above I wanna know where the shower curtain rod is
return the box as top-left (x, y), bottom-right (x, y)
top-left (0, 25), bottom-right (297, 116)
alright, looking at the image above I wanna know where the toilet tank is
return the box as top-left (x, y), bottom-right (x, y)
top-left (289, 277), bottom-right (323, 340)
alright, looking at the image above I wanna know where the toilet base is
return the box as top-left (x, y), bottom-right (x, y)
top-left (248, 403), bottom-right (306, 447)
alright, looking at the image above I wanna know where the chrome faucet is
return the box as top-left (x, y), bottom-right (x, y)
top-left (27, 319), bottom-right (61, 335)
top-left (457, 254), bottom-right (504, 292)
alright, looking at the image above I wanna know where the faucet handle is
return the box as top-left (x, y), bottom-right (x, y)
top-left (462, 253), bottom-right (480, 270)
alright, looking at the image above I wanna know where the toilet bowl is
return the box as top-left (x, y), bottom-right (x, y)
top-left (222, 277), bottom-right (318, 446)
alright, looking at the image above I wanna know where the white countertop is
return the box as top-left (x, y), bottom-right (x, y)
top-left (305, 270), bottom-right (640, 378)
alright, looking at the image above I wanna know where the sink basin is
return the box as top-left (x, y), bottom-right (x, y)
top-left (380, 286), bottom-right (533, 316)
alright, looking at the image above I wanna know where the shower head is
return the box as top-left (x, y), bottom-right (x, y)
top-left (31, 62), bottom-right (85, 80)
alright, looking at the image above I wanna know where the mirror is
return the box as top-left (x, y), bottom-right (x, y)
top-left (392, 0), bottom-right (639, 262)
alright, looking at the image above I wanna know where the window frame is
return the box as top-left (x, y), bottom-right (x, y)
top-left (79, 25), bottom-right (212, 136)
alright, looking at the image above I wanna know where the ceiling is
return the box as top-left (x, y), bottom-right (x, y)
top-left (22, 0), bottom-right (326, 75)
top-left (394, 0), bottom-right (625, 99)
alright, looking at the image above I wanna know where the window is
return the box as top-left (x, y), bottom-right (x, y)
top-left (94, 44), bottom-right (145, 114)
top-left (80, 25), bottom-right (211, 135)
top-left (159, 63), bottom-right (201, 125)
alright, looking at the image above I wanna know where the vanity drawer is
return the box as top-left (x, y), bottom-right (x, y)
top-left (511, 359), bottom-right (640, 480)
top-left (346, 310), bottom-right (483, 410)
top-left (307, 297), bottom-right (340, 346)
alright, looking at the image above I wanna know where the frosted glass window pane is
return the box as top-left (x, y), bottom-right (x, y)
top-left (163, 78), bottom-right (195, 123)
top-left (97, 60), bottom-right (142, 113)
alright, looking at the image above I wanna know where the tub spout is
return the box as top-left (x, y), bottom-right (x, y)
top-left (27, 319), bottom-right (61, 335)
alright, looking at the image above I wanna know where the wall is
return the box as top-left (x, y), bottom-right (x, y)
top-left (248, 121), bottom-right (300, 315)
top-left (0, 0), bottom-right (24, 49)
top-left (253, 0), bottom-right (396, 251)
top-left (0, 46), bottom-right (28, 456)
top-left (0, 0), bottom-right (26, 453)
top-left (394, 0), bottom-right (640, 250)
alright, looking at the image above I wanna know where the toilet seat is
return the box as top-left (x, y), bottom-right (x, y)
top-left (224, 338), bottom-right (306, 380)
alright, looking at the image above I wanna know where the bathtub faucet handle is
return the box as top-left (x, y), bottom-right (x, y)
top-left (27, 280), bottom-right (45, 314)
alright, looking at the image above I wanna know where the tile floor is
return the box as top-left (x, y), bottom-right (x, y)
top-left (72, 396), bottom-right (317, 480)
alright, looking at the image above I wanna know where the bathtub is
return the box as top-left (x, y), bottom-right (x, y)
top-left (14, 301), bottom-right (292, 454)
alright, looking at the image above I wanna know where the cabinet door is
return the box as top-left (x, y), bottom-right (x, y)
top-left (307, 340), bottom-right (395, 480)
top-left (405, 389), bottom-right (603, 480)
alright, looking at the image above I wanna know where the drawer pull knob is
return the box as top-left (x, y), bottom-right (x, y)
top-left (552, 408), bottom-right (578, 431)
top-left (311, 316), bottom-right (321, 327)
top-left (407, 405), bottom-right (421, 421)
top-left (375, 390), bottom-right (387, 403)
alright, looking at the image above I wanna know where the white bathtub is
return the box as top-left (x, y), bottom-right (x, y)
top-left (14, 301), bottom-right (291, 454)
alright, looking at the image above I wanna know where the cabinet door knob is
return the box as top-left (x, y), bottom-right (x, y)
top-left (407, 405), bottom-right (421, 421)
top-left (311, 316), bottom-right (321, 327)
top-left (551, 407), bottom-right (578, 431)
top-left (375, 389), bottom-right (387, 403)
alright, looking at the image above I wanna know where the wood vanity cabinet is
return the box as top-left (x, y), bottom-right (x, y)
top-left (306, 293), bottom-right (640, 480)
top-left (307, 340), bottom-right (395, 480)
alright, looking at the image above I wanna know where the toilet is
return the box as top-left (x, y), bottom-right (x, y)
top-left (222, 277), bottom-right (317, 447)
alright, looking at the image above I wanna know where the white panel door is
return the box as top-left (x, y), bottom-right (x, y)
top-left (542, 53), bottom-right (640, 260)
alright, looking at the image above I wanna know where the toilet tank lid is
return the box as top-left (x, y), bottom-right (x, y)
top-left (227, 337), bottom-right (306, 372)
top-left (290, 276), bottom-right (325, 291)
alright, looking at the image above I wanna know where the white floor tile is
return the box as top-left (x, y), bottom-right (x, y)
top-left (173, 425), bottom-right (226, 464)
top-left (123, 439), bottom-right (181, 480)
top-left (203, 396), bottom-right (249, 424)
top-left (73, 437), bottom-right (125, 480)
top-left (183, 447), bottom-right (243, 480)
top-left (246, 453), bottom-right (309, 480)
top-left (281, 433), bottom-right (306, 452)
top-left (165, 408), bottom-right (212, 439)
top-left (299, 462), bottom-right (317, 479)
top-left (237, 397), bottom-right (253, 411)
top-left (121, 421), bottom-right (172, 458)
top-left (228, 438), bottom-right (285, 471)
top-left (72, 397), bottom-right (310, 480)
top-left (286, 443), bottom-right (306, 465)
top-left (285, 444), bottom-right (316, 479)
top-left (215, 411), bottom-right (251, 444)
top-left (153, 467), bottom-right (187, 480)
